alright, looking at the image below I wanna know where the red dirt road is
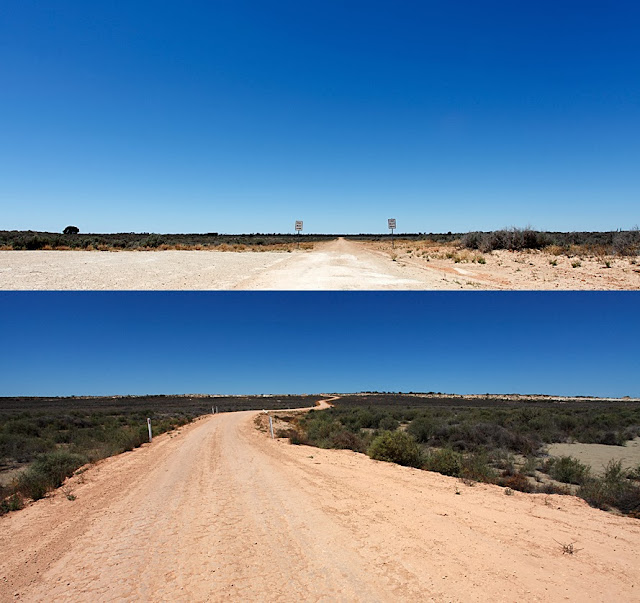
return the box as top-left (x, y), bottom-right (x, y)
top-left (2, 409), bottom-right (639, 602)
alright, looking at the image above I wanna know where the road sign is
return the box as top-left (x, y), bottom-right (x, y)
top-left (295, 221), bottom-right (303, 231)
top-left (388, 218), bottom-right (396, 230)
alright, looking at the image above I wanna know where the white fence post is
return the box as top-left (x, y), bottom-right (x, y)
top-left (147, 418), bottom-right (152, 442)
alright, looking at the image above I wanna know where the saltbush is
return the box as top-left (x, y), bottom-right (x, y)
top-left (367, 431), bottom-right (423, 468)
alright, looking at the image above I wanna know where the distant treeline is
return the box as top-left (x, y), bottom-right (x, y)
top-left (0, 231), bottom-right (337, 250)
top-left (0, 394), bottom-right (326, 415)
top-left (2, 228), bottom-right (638, 255)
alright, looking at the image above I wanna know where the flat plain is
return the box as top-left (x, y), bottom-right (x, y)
top-left (1, 238), bottom-right (638, 290)
top-left (1, 405), bottom-right (639, 602)
top-left (2, 395), bottom-right (640, 601)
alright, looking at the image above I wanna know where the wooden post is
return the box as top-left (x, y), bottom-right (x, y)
top-left (147, 418), bottom-right (152, 442)
top-left (269, 416), bottom-right (274, 439)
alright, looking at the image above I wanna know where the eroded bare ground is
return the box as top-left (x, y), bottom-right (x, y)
top-left (363, 240), bottom-right (640, 290)
top-left (2, 406), bottom-right (639, 602)
top-left (2, 239), bottom-right (638, 289)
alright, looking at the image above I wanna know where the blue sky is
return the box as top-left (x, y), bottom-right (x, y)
top-left (1, 292), bottom-right (637, 398)
top-left (1, 1), bottom-right (639, 234)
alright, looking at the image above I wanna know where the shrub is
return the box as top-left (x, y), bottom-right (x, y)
top-left (461, 451), bottom-right (496, 483)
top-left (16, 451), bottom-right (87, 500)
top-left (548, 456), bottom-right (590, 485)
top-left (578, 460), bottom-right (640, 513)
top-left (0, 494), bottom-right (23, 515)
top-left (407, 416), bottom-right (436, 443)
top-left (330, 430), bottom-right (366, 452)
top-left (499, 472), bottom-right (534, 493)
top-left (538, 482), bottom-right (571, 495)
top-left (461, 228), bottom-right (549, 252)
top-left (378, 415), bottom-right (399, 431)
top-left (367, 431), bottom-right (423, 468)
top-left (423, 448), bottom-right (463, 477)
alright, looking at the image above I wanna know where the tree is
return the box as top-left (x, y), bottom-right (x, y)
top-left (63, 226), bottom-right (79, 235)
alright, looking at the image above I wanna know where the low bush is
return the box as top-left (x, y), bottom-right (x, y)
top-left (461, 451), bottom-right (496, 483)
top-left (547, 456), bottom-right (591, 485)
top-left (330, 430), bottom-right (366, 452)
top-left (16, 451), bottom-right (87, 500)
top-left (498, 472), bottom-right (535, 493)
top-left (367, 431), bottom-right (423, 468)
top-left (423, 448), bottom-right (463, 477)
top-left (0, 494), bottom-right (23, 515)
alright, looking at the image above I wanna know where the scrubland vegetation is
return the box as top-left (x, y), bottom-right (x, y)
top-left (0, 394), bottom-right (324, 513)
top-left (459, 227), bottom-right (640, 257)
top-left (354, 228), bottom-right (640, 259)
top-left (0, 231), bottom-right (332, 251)
top-left (280, 397), bottom-right (640, 517)
top-left (4, 228), bottom-right (638, 257)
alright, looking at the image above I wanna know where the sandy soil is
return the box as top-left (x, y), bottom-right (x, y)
top-left (365, 240), bottom-right (640, 290)
top-left (3, 238), bottom-right (637, 289)
top-left (547, 438), bottom-right (640, 472)
top-left (2, 406), bottom-right (639, 602)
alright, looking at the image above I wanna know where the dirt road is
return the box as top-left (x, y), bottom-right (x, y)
top-left (0, 239), bottom-right (547, 290)
top-left (2, 407), bottom-right (639, 602)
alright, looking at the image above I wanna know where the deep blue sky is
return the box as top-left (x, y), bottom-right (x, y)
top-left (1, 292), bottom-right (637, 398)
top-left (1, 1), bottom-right (639, 234)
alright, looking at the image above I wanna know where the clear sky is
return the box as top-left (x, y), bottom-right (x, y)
top-left (1, 292), bottom-right (637, 398)
top-left (1, 1), bottom-right (639, 234)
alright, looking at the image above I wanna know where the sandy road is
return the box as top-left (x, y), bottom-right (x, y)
top-left (233, 238), bottom-right (456, 290)
top-left (2, 406), bottom-right (640, 602)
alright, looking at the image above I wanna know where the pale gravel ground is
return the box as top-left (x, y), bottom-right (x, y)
top-left (0, 249), bottom-right (290, 290)
top-left (2, 238), bottom-right (639, 289)
top-left (0, 240), bottom-right (462, 290)
top-left (2, 403), bottom-right (639, 602)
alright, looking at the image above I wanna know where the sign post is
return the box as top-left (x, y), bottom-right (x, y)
top-left (147, 418), bottom-right (152, 443)
top-left (295, 220), bottom-right (303, 249)
top-left (388, 218), bottom-right (396, 248)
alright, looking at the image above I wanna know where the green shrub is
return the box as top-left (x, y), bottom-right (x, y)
top-left (407, 416), bottom-right (436, 443)
top-left (0, 494), bottom-right (24, 515)
top-left (367, 431), bottom-right (423, 468)
top-left (548, 456), bottom-right (590, 485)
top-left (461, 451), bottom-right (496, 483)
top-left (423, 448), bottom-right (463, 477)
top-left (578, 460), bottom-right (640, 514)
top-left (17, 451), bottom-right (87, 500)
top-left (378, 415), bottom-right (399, 431)
top-left (330, 430), bottom-right (366, 452)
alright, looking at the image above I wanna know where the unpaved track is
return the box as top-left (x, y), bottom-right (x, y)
top-left (2, 409), bottom-right (639, 602)
top-left (233, 239), bottom-right (455, 290)
top-left (0, 240), bottom-right (472, 290)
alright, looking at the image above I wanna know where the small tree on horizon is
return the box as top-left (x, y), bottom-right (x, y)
top-left (63, 225), bottom-right (79, 235)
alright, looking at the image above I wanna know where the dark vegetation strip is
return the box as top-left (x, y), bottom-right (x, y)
top-left (3, 229), bottom-right (639, 255)
top-left (351, 228), bottom-right (639, 256)
top-left (280, 399), bottom-right (640, 517)
top-left (0, 231), bottom-right (337, 250)
top-left (0, 395), bottom-right (324, 514)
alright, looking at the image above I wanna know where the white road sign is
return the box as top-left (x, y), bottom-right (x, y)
top-left (388, 218), bottom-right (396, 230)
top-left (295, 221), bottom-right (303, 231)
